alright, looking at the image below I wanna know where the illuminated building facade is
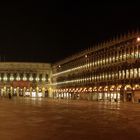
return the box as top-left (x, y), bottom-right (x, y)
top-left (0, 62), bottom-right (51, 98)
top-left (52, 31), bottom-right (140, 103)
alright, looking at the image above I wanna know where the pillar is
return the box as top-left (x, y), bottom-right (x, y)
top-left (42, 87), bottom-right (45, 97)
top-left (123, 90), bottom-right (126, 102)
top-left (23, 87), bottom-right (26, 97)
top-left (30, 87), bottom-right (32, 97)
top-left (131, 92), bottom-right (134, 103)
top-left (10, 87), bottom-right (13, 97)
top-left (17, 87), bottom-right (19, 97)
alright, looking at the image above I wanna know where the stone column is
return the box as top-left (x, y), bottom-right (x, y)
top-left (131, 92), bottom-right (134, 103)
top-left (42, 87), bottom-right (45, 97)
top-left (36, 87), bottom-right (39, 98)
top-left (17, 87), bottom-right (19, 97)
top-left (23, 87), bottom-right (26, 97)
top-left (10, 87), bottom-right (13, 97)
top-left (123, 91), bottom-right (126, 102)
top-left (30, 87), bottom-right (32, 97)
top-left (71, 93), bottom-right (74, 100)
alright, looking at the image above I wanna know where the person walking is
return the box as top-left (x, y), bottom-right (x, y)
top-left (8, 92), bottom-right (11, 99)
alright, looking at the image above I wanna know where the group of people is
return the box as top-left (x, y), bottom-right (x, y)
top-left (0, 92), bottom-right (12, 99)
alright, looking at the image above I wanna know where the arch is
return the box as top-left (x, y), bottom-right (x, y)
top-left (93, 86), bottom-right (97, 91)
top-left (124, 84), bottom-right (132, 91)
top-left (66, 88), bottom-right (69, 92)
top-left (68, 88), bottom-right (71, 92)
top-left (104, 86), bottom-right (108, 91)
top-left (82, 87), bottom-right (87, 92)
top-left (78, 88), bottom-right (83, 92)
top-left (63, 88), bottom-right (65, 92)
top-left (74, 88), bottom-right (78, 92)
top-left (72, 88), bottom-right (75, 92)
top-left (117, 85), bottom-right (122, 91)
top-left (110, 85), bottom-right (116, 91)
top-left (133, 84), bottom-right (140, 90)
top-left (88, 87), bottom-right (92, 92)
top-left (98, 86), bottom-right (103, 91)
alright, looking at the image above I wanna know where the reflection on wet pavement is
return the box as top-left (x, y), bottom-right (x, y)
top-left (0, 98), bottom-right (140, 140)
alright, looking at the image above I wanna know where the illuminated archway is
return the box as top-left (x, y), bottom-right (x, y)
top-left (93, 87), bottom-right (97, 91)
top-left (124, 85), bottom-right (132, 91)
top-left (117, 85), bottom-right (122, 91)
top-left (133, 84), bottom-right (140, 90)
top-left (88, 87), bottom-right (92, 92)
top-left (98, 86), bottom-right (103, 91)
top-left (104, 86), bottom-right (108, 91)
top-left (110, 85), bottom-right (116, 91)
top-left (82, 87), bottom-right (87, 93)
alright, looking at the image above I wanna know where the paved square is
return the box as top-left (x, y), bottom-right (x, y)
top-left (0, 98), bottom-right (140, 140)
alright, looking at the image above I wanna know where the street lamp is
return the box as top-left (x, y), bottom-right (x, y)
top-left (137, 37), bottom-right (140, 42)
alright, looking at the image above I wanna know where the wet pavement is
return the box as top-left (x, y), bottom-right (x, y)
top-left (0, 98), bottom-right (140, 140)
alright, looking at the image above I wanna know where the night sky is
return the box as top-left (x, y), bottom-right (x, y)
top-left (0, 3), bottom-right (140, 63)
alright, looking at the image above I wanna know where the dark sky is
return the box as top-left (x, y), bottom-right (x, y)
top-left (0, 3), bottom-right (140, 63)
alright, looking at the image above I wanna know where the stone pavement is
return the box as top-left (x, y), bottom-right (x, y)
top-left (0, 97), bottom-right (140, 140)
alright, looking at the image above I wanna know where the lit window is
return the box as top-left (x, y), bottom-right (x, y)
top-left (3, 76), bottom-right (8, 81)
top-left (16, 75), bottom-right (20, 81)
top-left (42, 77), bottom-right (46, 82)
top-left (23, 75), bottom-right (27, 81)
top-left (29, 75), bottom-right (33, 81)
top-left (36, 77), bottom-right (40, 82)
top-left (10, 75), bottom-right (14, 81)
